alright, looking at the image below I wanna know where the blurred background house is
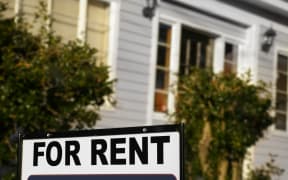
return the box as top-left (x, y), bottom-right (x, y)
top-left (2, 0), bottom-right (288, 178)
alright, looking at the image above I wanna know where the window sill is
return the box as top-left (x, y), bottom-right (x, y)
top-left (152, 111), bottom-right (175, 123)
top-left (153, 112), bottom-right (169, 120)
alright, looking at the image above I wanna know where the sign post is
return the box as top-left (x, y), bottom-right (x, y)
top-left (18, 124), bottom-right (183, 180)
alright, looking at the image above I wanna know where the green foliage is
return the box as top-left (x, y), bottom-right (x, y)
top-left (174, 68), bottom-right (273, 179)
top-left (0, 1), bottom-right (113, 178)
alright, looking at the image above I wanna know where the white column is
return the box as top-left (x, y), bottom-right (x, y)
top-left (14, 0), bottom-right (22, 23)
top-left (213, 37), bottom-right (225, 73)
top-left (77, 0), bottom-right (88, 41)
top-left (168, 22), bottom-right (181, 115)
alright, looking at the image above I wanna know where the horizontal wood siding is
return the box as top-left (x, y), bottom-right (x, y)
top-left (254, 25), bottom-right (288, 179)
top-left (159, 2), bottom-right (247, 40)
top-left (98, 0), bottom-right (152, 127)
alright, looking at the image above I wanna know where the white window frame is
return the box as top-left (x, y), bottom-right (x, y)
top-left (214, 37), bottom-right (243, 74)
top-left (272, 48), bottom-right (288, 135)
top-left (147, 14), bottom-right (181, 123)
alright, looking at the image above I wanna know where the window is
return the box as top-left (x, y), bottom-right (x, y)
top-left (224, 42), bottom-right (238, 74)
top-left (153, 24), bottom-right (215, 113)
top-left (9, 0), bottom-right (116, 68)
top-left (154, 23), bottom-right (172, 112)
top-left (179, 26), bottom-right (214, 76)
top-left (52, 0), bottom-right (111, 65)
top-left (52, 0), bottom-right (79, 42)
top-left (275, 53), bottom-right (288, 131)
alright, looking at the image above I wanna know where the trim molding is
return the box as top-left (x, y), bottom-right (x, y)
top-left (218, 0), bottom-right (288, 27)
top-left (161, 0), bottom-right (249, 28)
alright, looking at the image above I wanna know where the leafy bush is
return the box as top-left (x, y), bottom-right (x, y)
top-left (174, 68), bottom-right (273, 180)
top-left (0, 2), bottom-right (114, 179)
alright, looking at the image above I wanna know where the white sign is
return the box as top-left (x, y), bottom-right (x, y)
top-left (19, 125), bottom-right (183, 180)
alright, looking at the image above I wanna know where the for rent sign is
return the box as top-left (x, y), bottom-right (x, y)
top-left (19, 125), bottom-right (183, 180)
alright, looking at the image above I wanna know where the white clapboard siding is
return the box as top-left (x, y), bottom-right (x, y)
top-left (99, 0), bottom-right (151, 127)
top-left (253, 25), bottom-right (288, 179)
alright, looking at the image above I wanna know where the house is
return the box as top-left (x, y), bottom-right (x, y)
top-left (2, 0), bottom-right (288, 178)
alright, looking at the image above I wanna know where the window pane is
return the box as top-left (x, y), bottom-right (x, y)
top-left (224, 42), bottom-right (237, 73)
top-left (86, 0), bottom-right (110, 65)
top-left (155, 69), bottom-right (169, 90)
top-left (159, 23), bottom-right (171, 44)
top-left (157, 46), bottom-right (170, 66)
top-left (278, 54), bottom-right (288, 72)
top-left (275, 113), bottom-right (287, 131)
top-left (154, 92), bottom-right (168, 112)
top-left (225, 43), bottom-right (233, 61)
top-left (199, 43), bottom-right (207, 68)
top-left (277, 73), bottom-right (287, 91)
top-left (180, 26), bottom-right (214, 76)
top-left (52, 0), bottom-right (79, 42)
top-left (276, 93), bottom-right (287, 111)
top-left (154, 23), bottom-right (172, 112)
top-left (276, 53), bottom-right (288, 131)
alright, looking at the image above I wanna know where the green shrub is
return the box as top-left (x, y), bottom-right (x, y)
top-left (0, 2), bottom-right (114, 179)
top-left (174, 68), bottom-right (273, 180)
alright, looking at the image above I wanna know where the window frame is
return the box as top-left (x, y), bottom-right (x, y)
top-left (148, 13), bottom-right (246, 123)
top-left (154, 22), bottom-right (172, 113)
top-left (149, 18), bottom-right (181, 121)
top-left (273, 49), bottom-right (288, 134)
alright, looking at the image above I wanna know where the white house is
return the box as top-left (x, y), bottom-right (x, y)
top-left (3, 0), bottom-right (288, 178)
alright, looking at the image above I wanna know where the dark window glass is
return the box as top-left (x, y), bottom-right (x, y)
top-left (224, 42), bottom-right (238, 74)
top-left (179, 26), bottom-right (213, 76)
top-left (225, 43), bottom-right (233, 62)
top-left (276, 93), bottom-right (287, 111)
top-left (156, 70), bottom-right (168, 89)
top-left (278, 54), bottom-right (288, 72)
top-left (159, 23), bottom-right (171, 44)
top-left (275, 113), bottom-right (287, 131)
top-left (277, 73), bottom-right (287, 91)
top-left (157, 46), bottom-right (170, 66)
top-left (276, 53), bottom-right (288, 131)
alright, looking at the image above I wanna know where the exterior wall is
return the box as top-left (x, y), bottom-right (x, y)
top-left (253, 26), bottom-right (288, 179)
top-left (97, 0), bottom-right (152, 127)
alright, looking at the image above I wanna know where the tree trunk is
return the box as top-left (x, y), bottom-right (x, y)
top-left (218, 160), bottom-right (228, 180)
top-left (232, 161), bottom-right (238, 180)
top-left (198, 120), bottom-right (212, 174)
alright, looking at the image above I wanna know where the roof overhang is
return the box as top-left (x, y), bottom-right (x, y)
top-left (217, 0), bottom-right (288, 26)
top-left (164, 0), bottom-right (288, 26)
